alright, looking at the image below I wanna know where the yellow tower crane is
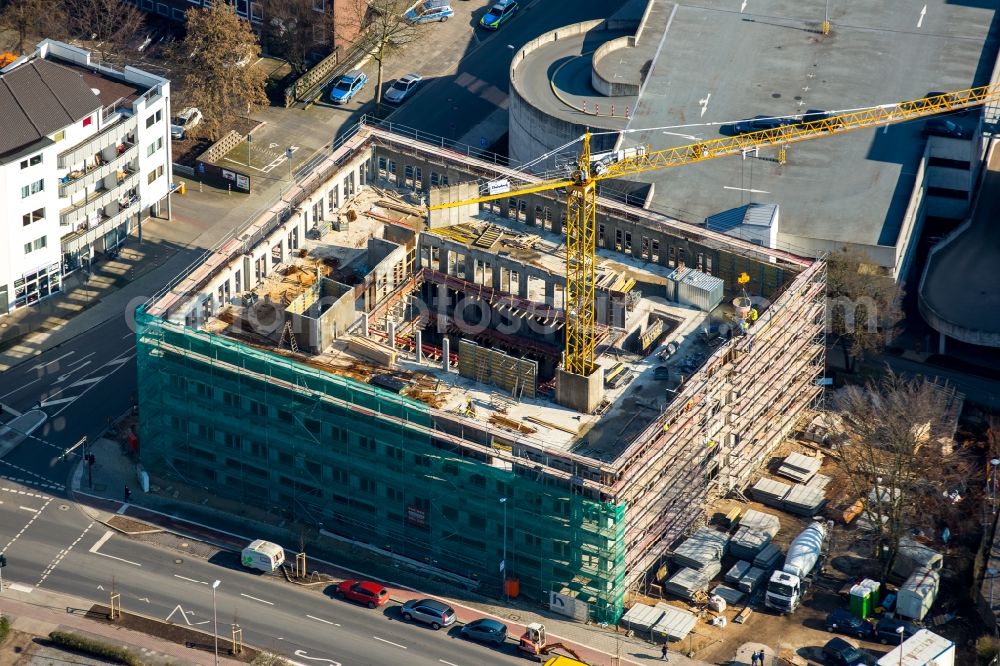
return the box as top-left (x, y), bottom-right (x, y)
top-left (430, 85), bottom-right (1000, 379)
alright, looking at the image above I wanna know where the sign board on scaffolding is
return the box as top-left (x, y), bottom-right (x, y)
top-left (487, 179), bottom-right (511, 196)
top-left (549, 591), bottom-right (590, 622)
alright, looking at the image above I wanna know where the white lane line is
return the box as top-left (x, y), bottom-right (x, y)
top-left (9, 582), bottom-right (34, 593)
top-left (30, 352), bottom-right (74, 372)
top-left (0, 378), bottom-right (40, 400)
top-left (92, 550), bottom-right (142, 566)
top-left (723, 186), bottom-right (771, 194)
top-left (306, 614), bottom-right (340, 626)
top-left (50, 350), bottom-right (135, 418)
top-left (67, 353), bottom-right (96, 367)
top-left (69, 377), bottom-right (103, 388)
top-left (174, 574), bottom-right (207, 585)
top-left (53, 361), bottom-right (92, 383)
top-left (240, 593), bottom-right (274, 605)
top-left (440, 660), bottom-right (459, 666)
top-left (373, 636), bottom-right (407, 649)
top-left (37, 397), bottom-right (76, 408)
top-left (19, 506), bottom-right (38, 513)
top-left (88, 529), bottom-right (142, 566)
top-left (3, 496), bottom-right (52, 553)
top-left (122, 332), bottom-right (134, 340)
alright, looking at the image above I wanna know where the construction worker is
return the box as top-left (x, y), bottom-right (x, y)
top-left (661, 643), bottom-right (669, 661)
top-left (124, 485), bottom-right (131, 502)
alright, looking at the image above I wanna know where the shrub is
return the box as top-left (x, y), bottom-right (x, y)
top-left (977, 635), bottom-right (1000, 665)
top-left (0, 615), bottom-right (10, 644)
top-left (251, 651), bottom-right (289, 666)
top-left (48, 631), bottom-right (143, 666)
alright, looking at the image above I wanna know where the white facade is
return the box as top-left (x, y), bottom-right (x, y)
top-left (0, 39), bottom-right (172, 314)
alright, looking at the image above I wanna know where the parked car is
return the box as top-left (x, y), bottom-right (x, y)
top-left (825, 609), bottom-right (875, 639)
top-left (335, 579), bottom-right (388, 608)
top-left (405, 0), bottom-right (454, 23)
top-left (401, 598), bottom-right (456, 629)
top-left (385, 73), bottom-right (423, 104)
top-left (170, 107), bottom-right (203, 140)
top-left (480, 0), bottom-right (518, 29)
top-left (822, 637), bottom-right (867, 666)
top-left (875, 616), bottom-right (920, 644)
top-left (923, 118), bottom-right (965, 138)
top-left (733, 114), bottom-right (791, 134)
top-left (460, 618), bottom-right (507, 645)
top-left (330, 70), bottom-right (368, 104)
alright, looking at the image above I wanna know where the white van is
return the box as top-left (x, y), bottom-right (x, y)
top-left (241, 540), bottom-right (285, 572)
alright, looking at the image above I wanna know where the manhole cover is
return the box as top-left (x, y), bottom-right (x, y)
top-left (175, 558), bottom-right (183, 564)
top-left (59, 504), bottom-right (69, 511)
top-left (508, 614), bottom-right (520, 622)
top-left (771, 92), bottom-right (782, 98)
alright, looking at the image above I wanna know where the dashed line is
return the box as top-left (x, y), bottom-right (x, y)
top-left (0, 460), bottom-right (66, 490)
top-left (306, 614), bottom-right (339, 626)
top-left (2, 495), bottom-right (53, 552)
top-left (174, 574), bottom-right (208, 585)
top-left (240, 593), bottom-right (274, 606)
top-left (36, 522), bottom-right (95, 589)
top-left (373, 636), bottom-right (407, 649)
top-left (0, 487), bottom-right (50, 500)
top-left (439, 660), bottom-right (459, 666)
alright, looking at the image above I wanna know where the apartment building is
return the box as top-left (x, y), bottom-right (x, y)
top-left (0, 39), bottom-right (172, 315)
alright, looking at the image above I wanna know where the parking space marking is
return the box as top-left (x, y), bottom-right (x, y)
top-left (373, 636), bottom-right (407, 649)
top-left (36, 522), bottom-right (95, 589)
top-left (240, 593), bottom-right (274, 605)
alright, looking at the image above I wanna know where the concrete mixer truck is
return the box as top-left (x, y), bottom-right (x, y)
top-left (765, 520), bottom-right (829, 613)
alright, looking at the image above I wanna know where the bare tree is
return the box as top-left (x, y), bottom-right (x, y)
top-left (338, 0), bottom-right (418, 106)
top-left (0, 0), bottom-right (65, 54)
top-left (834, 371), bottom-right (963, 581)
top-left (264, 0), bottom-right (322, 74)
top-left (826, 246), bottom-right (904, 373)
top-left (65, 0), bottom-right (146, 65)
top-left (172, 2), bottom-right (268, 141)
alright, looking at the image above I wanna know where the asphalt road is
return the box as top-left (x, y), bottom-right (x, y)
top-left (387, 0), bottom-right (622, 141)
top-left (0, 483), bottom-right (524, 666)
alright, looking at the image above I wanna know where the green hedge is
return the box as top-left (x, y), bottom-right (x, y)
top-left (0, 616), bottom-right (10, 644)
top-left (48, 631), bottom-right (143, 666)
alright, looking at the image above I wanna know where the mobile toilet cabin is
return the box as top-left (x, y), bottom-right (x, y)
top-left (241, 540), bottom-right (285, 572)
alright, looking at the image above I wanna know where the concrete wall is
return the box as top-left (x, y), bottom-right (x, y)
top-left (365, 237), bottom-right (409, 312)
top-left (288, 278), bottom-right (355, 353)
top-left (592, 36), bottom-right (641, 96)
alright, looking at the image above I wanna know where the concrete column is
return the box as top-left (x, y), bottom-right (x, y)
top-left (518, 274), bottom-right (529, 299)
top-left (388, 321), bottom-right (396, 349)
top-left (544, 279), bottom-right (556, 306)
top-left (442, 338), bottom-right (450, 371)
top-left (493, 265), bottom-right (503, 292)
top-left (361, 312), bottom-right (369, 337)
top-left (939, 332), bottom-right (946, 355)
top-left (465, 254), bottom-right (476, 283)
top-left (415, 330), bottom-right (423, 363)
top-left (438, 247), bottom-right (449, 274)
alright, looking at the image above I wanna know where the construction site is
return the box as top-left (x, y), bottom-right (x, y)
top-left (137, 122), bottom-right (827, 623)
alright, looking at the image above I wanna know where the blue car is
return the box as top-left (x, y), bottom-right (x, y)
top-left (405, 0), bottom-right (454, 24)
top-left (480, 0), bottom-right (517, 29)
top-left (330, 70), bottom-right (368, 104)
top-left (825, 609), bottom-right (875, 640)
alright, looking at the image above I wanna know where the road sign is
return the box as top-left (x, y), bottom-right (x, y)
top-left (285, 147), bottom-right (293, 159)
top-left (197, 162), bottom-right (205, 174)
top-left (499, 559), bottom-right (505, 574)
top-left (247, 133), bottom-right (253, 143)
top-left (480, 136), bottom-right (488, 148)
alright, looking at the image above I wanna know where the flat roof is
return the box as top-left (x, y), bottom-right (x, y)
top-left (622, 0), bottom-right (994, 252)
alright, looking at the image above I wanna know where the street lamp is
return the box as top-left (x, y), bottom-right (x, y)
top-left (212, 579), bottom-right (221, 666)
top-left (499, 497), bottom-right (507, 599)
top-left (990, 459), bottom-right (999, 514)
top-left (896, 625), bottom-right (905, 666)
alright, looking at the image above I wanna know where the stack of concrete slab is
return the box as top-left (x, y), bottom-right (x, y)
top-left (711, 584), bottom-right (746, 605)
top-left (737, 566), bottom-right (768, 593)
top-left (750, 477), bottom-right (792, 509)
top-left (777, 452), bottom-right (823, 483)
top-left (621, 602), bottom-right (665, 635)
top-left (730, 509), bottom-right (781, 560)
top-left (782, 484), bottom-right (827, 516)
top-left (664, 561), bottom-right (723, 600)
top-left (725, 560), bottom-right (752, 584)
top-left (651, 603), bottom-right (697, 642)
top-left (753, 543), bottom-right (782, 570)
top-left (673, 528), bottom-right (729, 570)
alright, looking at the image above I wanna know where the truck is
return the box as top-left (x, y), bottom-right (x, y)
top-left (241, 539), bottom-right (285, 572)
top-left (875, 629), bottom-right (954, 666)
top-left (764, 520), bottom-right (829, 613)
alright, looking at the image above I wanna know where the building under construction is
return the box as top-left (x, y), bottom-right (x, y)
top-left (137, 123), bottom-right (826, 622)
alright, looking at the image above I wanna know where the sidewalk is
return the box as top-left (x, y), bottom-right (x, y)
top-left (73, 438), bottom-right (716, 666)
top-left (0, 587), bottom-right (244, 666)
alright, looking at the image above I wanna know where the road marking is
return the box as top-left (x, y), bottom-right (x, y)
top-left (174, 574), bottom-right (207, 585)
top-left (723, 186), bottom-right (771, 194)
top-left (373, 636), bottom-right (407, 649)
top-left (104, 356), bottom-right (132, 367)
top-left (0, 465), bottom-right (65, 491)
top-left (54, 361), bottom-right (92, 384)
top-left (122, 332), bottom-right (134, 340)
top-left (917, 4), bottom-right (927, 28)
top-left (166, 604), bottom-right (204, 625)
top-left (240, 593), bottom-right (274, 605)
top-left (30, 352), bottom-right (74, 372)
top-left (69, 377), bottom-right (103, 388)
top-left (0, 379), bottom-right (39, 400)
top-left (292, 651), bottom-right (341, 666)
top-left (19, 506), bottom-right (38, 513)
top-left (117, 503), bottom-right (129, 515)
top-left (36, 522), bottom-right (95, 589)
top-left (698, 92), bottom-right (711, 118)
top-left (67, 353), bottom-right (95, 367)
top-left (37, 397), bottom-right (76, 407)
top-left (9, 583), bottom-right (33, 593)
top-left (89, 529), bottom-right (142, 566)
top-left (306, 614), bottom-right (339, 626)
top-left (440, 661), bottom-right (460, 666)
top-left (2, 496), bottom-right (52, 553)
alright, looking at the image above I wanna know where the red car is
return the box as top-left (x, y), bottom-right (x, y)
top-left (336, 579), bottom-right (389, 608)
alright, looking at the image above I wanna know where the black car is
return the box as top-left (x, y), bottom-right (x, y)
top-left (825, 609), bottom-right (875, 639)
top-left (875, 616), bottom-right (919, 644)
top-left (460, 618), bottom-right (508, 645)
top-left (822, 637), bottom-right (867, 666)
top-left (733, 115), bottom-right (792, 134)
top-left (923, 118), bottom-right (966, 138)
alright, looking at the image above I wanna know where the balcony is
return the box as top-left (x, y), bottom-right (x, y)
top-left (60, 171), bottom-right (140, 228)
top-left (61, 197), bottom-right (141, 255)
top-left (59, 142), bottom-right (137, 197)
top-left (57, 115), bottom-right (138, 169)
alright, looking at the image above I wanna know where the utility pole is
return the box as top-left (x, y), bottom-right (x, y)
top-left (212, 580), bottom-right (221, 666)
top-left (499, 497), bottom-right (508, 599)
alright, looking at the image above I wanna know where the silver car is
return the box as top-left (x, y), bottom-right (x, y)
top-left (385, 74), bottom-right (423, 104)
top-left (401, 598), bottom-right (456, 630)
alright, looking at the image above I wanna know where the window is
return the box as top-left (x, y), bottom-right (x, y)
top-left (23, 242), bottom-right (31, 255)
top-left (145, 110), bottom-right (162, 128)
top-left (222, 391), bottom-right (240, 408)
top-left (53, 129), bottom-right (65, 142)
top-left (223, 433), bottom-right (241, 450)
top-left (359, 435), bottom-right (376, 452)
top-left (19, 154), bottom-right (42, 169)
top-left (277, 451), bottom-right (293, 466)
top-left (147, 165), bottom-right (164, 184)
top-left (23, 236), bottom-right (46, 254)
top-left (249, 399), bottom-right (265, 416)
top-left (22, 208), bottom-right (44, 226)
top-left (146, 137), bottom-right (163, 157)
top-left (304, 418), bottom-right (321, 434)
top-left (430, 171), bottom-right (440, 186)
top-left (21, 178), bottom-right (44, 198)
top-left (83, 115), bottom-right (93, 127)
top-left (250, 1), bottom-right (262, 20)
top-left (278, 409), bottom-right (293, 423)
top-left (358, 477), bottom-right (376, 493)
